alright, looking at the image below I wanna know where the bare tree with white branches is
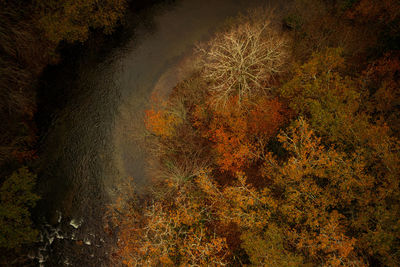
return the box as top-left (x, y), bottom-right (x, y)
top-left (198, 10), bottom-right (288, 107)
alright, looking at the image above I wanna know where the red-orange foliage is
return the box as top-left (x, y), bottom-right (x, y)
top-left (144, 93), bottom-right (185, 139)
top-left (194, 96), bottom-right (288, 173)
top-left (145, 109), bottom-right (174, 137)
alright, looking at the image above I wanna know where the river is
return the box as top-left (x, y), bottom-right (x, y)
top-left (34, 0), bottom-right (265, 266)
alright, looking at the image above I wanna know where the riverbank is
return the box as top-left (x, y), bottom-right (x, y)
top-left (0, 0), bottom-right (170, 265)
top-left (32, 1), bottom-right (261, 266)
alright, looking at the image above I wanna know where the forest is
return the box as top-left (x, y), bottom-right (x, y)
top-left (108, 0), bottom-right (400, 266)
top-left (0, 0), bottom-right (399, 266)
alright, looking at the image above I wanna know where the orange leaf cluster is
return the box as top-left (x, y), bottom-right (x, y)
top-left (194, 96), bottom-right (287, 173)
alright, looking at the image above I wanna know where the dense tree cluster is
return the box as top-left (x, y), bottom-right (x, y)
top-left (110, 0), bottom-right (400, 266)
top-left (0, 167), bottom-right (39, 249)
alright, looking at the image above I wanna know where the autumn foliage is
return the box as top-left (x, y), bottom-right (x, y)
top-left (194, 96), bottom-right (288, 173)
top-left (111, 3), bottom-right (400, 266)
top-left (35, 0), bottom-right (126, 43)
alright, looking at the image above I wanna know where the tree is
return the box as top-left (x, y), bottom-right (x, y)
top-left (279, 48), bottom-right (400, 264)
top-left (194, 96), bottom-right (287, 174)
top-left (280, 48), bottom-right (370, 148)
top-left (198, 118), bottom-right (369, 266)
top-left (348, 0), bottom-right (400, 25)
top-left (0, 167), bottom-right (39, 249)
top-left (363, 52), bottom-right (400, 134)
top-left (144, 87), bottom-right (212, 186)
top-left (346, 0), bottom-right (400, 54)
top-left (116, 5), bottom-right (400, 265)
top-left (34, 0), bottom-right (127, 43)
top-left (110, 178), bottom-right (230, 266)
top-left (198, 10), bottom-right (288, 107)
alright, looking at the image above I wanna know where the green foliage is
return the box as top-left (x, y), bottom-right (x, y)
top-left (0, 167), bottom-right (39, 249)
top-left (283, 14), bottom-right (303, 30)
top-left (336, 0), bottom-right (358, 12)
top-left (280, 48), bottom-right (369, 148)
top-left (279, 47), bottom-right (400, 265)
top-left (241, 225), bottom-right (303, 266)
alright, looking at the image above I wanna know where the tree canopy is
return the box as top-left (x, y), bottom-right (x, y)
top-left (0, 167), bottom-right (39, 249)
top-left (110, 2), bottom-right (400, 266)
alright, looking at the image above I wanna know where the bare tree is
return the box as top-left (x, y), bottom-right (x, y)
top-left (198, 10), bottom-right (288, 107)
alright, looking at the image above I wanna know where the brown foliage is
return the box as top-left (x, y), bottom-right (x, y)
top-left (35, 0), bottom-right (127, 43)
top-left (109, 179), bottom-right (230, 266)
top-left (348, 0), bottom-right (400, 24)
top-left (363, 52), bottom-right (400, 134)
